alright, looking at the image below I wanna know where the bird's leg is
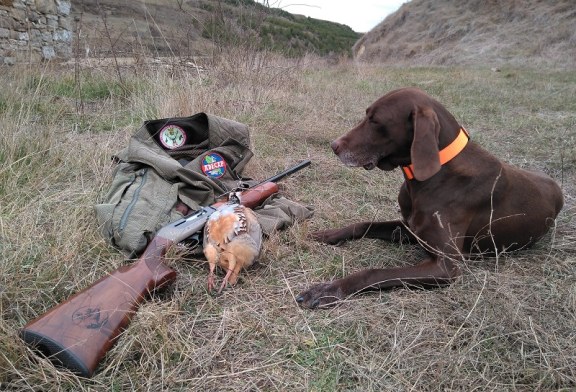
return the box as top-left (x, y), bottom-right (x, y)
top-left (228, 262), bottom-right (244, 286)
top-left (208, 266), bottom-right (216, 292)
top-left (204, 244), bottom-right (219, 292)
top-left (218, 254), bottom-right (237, 293)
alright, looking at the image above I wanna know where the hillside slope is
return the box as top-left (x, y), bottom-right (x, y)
top-left (72, 0), bottom-right (360, 58)
top-left (353, 0), bottom-right (576, 68)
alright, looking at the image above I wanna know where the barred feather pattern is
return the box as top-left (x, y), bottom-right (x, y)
top-left (203, 203), bottom-right (262, 292)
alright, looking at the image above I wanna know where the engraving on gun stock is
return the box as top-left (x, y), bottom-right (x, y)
top-left (72, 306), bottom-right (109, 330)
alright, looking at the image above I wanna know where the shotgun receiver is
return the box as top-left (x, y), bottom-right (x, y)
top-left (20, 160), bottom-right (311, 377)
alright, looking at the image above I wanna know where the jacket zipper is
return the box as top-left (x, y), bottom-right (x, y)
top-left (119, 169), bottom-right (148, 232)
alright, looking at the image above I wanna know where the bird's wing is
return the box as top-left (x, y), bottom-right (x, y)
top-left (244, 207), bottom-right (263, 251)
top-left (205, 204), bottom-right (248, 246)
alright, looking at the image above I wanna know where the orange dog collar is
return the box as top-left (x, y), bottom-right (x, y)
top-left (402, 127), bottom-right (470, 180)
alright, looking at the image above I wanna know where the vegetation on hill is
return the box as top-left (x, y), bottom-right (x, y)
top-left (72, 0), bottom-right (361, 58)
top-left (198, 0), bottom-right (360, 56)
top-left (354, 0), bottom-right (576, 68)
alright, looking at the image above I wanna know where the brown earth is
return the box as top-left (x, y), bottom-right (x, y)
top-left (72, 0), bottom-right (214, 58)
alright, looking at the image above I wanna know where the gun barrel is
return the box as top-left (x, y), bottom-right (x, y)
top-left (262, 159), bottom-right (311, 184)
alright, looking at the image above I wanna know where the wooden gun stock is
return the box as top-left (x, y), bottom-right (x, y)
top-left (20, 236), bottom-right (176, 377)
top-left (20, 160), bottom-right (310, 377)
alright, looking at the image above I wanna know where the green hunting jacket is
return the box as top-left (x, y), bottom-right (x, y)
top-left (95, 113), bottom-right (312, 256)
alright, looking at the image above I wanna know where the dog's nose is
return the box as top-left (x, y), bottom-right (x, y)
top-left (331, 139), bottom-right (341, 154)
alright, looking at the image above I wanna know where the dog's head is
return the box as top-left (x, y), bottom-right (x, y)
top-left (331, 88), bottom-right (459, 181)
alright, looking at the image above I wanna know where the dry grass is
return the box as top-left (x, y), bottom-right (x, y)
top-left (354, 0), bottom-right (576, 69)
top-left (1, 55), bottom-right (575, 391)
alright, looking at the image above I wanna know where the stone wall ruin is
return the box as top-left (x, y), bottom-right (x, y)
top-left (0, 0), bottom-right (72, 65)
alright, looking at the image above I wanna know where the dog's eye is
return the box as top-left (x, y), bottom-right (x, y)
top-left (368, 115), bottom-right (377, 124)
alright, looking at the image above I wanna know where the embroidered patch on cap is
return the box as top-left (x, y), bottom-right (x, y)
top-left (159, 124), bottom-right (186, 149)
top-left (201, 153), bottom-right (227, 178)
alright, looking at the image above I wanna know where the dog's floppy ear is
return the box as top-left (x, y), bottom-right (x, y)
top-left (410, 106), bottom-right (441, 181)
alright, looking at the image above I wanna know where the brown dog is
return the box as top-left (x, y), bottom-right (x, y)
top-left (296, 88), bottom-right (563, 309)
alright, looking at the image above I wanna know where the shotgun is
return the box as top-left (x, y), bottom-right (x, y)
top-left (20, 160), bottom-right (311, 377)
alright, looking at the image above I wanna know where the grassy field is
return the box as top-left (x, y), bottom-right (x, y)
top-left (1, 52), bottom-right (575, 391)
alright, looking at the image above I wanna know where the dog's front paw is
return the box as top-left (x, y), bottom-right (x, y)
top-left (310, 229), bottom-right (349, 245)
top-left (296, 282), bottom-right (345, 309)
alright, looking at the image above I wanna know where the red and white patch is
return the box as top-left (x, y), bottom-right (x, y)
top-left (201, 153), bottom-right (227, 178)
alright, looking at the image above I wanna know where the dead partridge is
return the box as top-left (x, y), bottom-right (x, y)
top-left (203, 203), bottom-right (262, 293)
